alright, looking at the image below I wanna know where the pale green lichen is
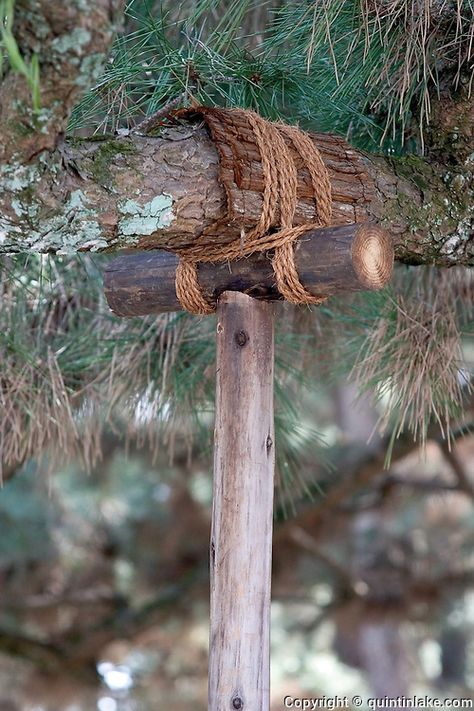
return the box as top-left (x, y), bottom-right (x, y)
top-left (74, 0), bottom-right (93, 10)
top-left (51, 28), bottom-right (91, 56)
top-left (35, 108), bottom-right (55, 135)
top-left (0, 189), bottom-right (108, 253)
top-left (31, 189), bottom-right (108, 253)
top-left (76, 54), bottom-right (106, 87)
top-left (118, 194), bottom-right (174, 237)
top-left (0, 161), bottom-right (41, 192)
top-left (11, 199), bottom-right (25, 216)
top-left (0, 215), bottom-right (22, 249)
top-left (439, 208), bottom-right (474, 262)
top-left (387, 154), bottom-right (474, 265)
top-left (1, 163), bottom-right (175, 251)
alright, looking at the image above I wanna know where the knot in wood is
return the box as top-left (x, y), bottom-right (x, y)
top-left (235, 330), bottom-right (248, 347)
top-left (232, 697), bottom-right (243, 709)
top-left (266, 434), bottom-right (273, 453)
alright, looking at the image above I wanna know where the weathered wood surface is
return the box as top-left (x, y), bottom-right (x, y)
top-left (209, 292), bottom-right (274, 711)
top-left (104, 223), bottom-right (393, 316)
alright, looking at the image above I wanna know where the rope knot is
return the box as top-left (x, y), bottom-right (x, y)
top-left (174, 108), bottom-right (332, 315)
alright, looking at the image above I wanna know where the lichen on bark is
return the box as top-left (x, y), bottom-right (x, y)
top-left (1, 0), bottom-right (473, 265)
top-left (370, 150), bottom-right (474, 266)
top-left (1, 124), bottom-right (473, 263)
top-left (0, 0), bottom-right (125, 164)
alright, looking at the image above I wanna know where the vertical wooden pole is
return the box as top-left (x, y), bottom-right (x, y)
top-left (209, 291), bottom-right (275, 711)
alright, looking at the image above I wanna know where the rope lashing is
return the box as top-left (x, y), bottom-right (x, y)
top-left (174, 108), bottom-right (332, 315)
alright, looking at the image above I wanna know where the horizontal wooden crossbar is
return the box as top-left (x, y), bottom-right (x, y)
top-left (104, 223), bottom-right (393, 317)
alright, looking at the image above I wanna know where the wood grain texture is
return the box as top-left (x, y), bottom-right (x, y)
top-left (209, 292), bottom-right (274, 711)
top-left (103, 223), bottom-right (393, 316)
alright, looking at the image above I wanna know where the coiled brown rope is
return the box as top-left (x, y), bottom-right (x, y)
top-left (174, 108), bottom-right (332, 315)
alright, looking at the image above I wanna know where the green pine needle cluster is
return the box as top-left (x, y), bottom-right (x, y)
top-left (70, 0), bottom-right (473, 153)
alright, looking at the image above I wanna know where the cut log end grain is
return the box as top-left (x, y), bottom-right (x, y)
top-left (351, 224), bottom-right (394, 292)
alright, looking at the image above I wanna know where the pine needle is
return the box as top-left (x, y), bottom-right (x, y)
top-left (352, 267), bottom-right (474, 452)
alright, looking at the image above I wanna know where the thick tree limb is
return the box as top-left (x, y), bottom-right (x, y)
top-left (1, 116), bottom-right (472, 263)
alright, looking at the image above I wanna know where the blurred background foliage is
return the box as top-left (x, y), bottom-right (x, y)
top-left (1, 0), bottom-right (474, 708)
top-left (2, 252), bottom-right (474, 709)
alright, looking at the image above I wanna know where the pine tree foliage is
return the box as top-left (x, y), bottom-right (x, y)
top-left (2, 256), bottom-right (473, 482)
top-left (349, 267), bottom-right (474, 452)
top-left (0, 256), bottom-right (322, 495)
top-left (69, 0), bottom-right (474, 152)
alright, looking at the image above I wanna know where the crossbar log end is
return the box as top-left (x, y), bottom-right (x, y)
top-left (103, 222), bottom-right (394, 317)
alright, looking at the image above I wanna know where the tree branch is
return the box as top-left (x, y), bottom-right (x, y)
top-left (288, 525), bottom-right (358, 594)
top-left (0, 96), bottom-right (472, 261)
top-left (0, 627), bottom-right (75, 674)
top-left (276, 421), bottom-right (474, 533)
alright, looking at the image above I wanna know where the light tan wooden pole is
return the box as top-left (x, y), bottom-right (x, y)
top-left (209, 291), bottom-right (275, 711)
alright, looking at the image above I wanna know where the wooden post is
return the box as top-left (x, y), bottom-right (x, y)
top-left (209, 291), bottom-right (275, 711)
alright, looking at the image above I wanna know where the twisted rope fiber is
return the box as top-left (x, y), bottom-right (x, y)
top-left (175, 108), bottom-right (332, 315)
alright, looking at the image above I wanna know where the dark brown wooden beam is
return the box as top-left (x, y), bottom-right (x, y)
top-left (104, 223), bottom-right (393, 317)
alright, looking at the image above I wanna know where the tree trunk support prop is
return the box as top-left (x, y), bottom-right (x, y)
top-left (103, 219), bottom-right (394, 710)
top-left (210, 291), bottom-right (274, 711)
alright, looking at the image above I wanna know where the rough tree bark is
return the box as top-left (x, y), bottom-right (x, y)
top-left (0, 1), bottom-right (472, 265)
top-left (0, 0), bottom-right (125, 164)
